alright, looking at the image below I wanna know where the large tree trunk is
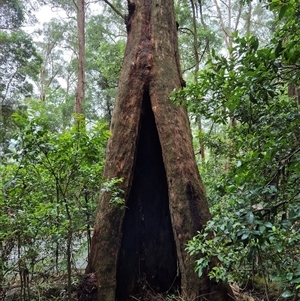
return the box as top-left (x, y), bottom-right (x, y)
top-left (83, 1), bottom-right (232, 300)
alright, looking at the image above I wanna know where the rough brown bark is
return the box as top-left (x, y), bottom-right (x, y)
top-left (84, 1), bottom-right (232, 300)
top-left (75, 0), bottom-right (85, 115)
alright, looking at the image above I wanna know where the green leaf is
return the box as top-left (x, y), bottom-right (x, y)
top-left (211, 48), bottom-right (216, 58)
top-left (246, 212), bottom-right (254, 224)
top-left (259, 225), bottom-right (266, 233)
top-left (281, 290), bottom-right (294, 298)
top-left (265, 222), bottom-right (273, 228)
top-left (241, 233), bottom-right (249, 240)
top-left (251, 37), bottom-right (259, 51)
top-left (279, 4), bottom-right (289, 20)
top-left (286, 272), bottom-right (294, 281)
top-left (275, 40), bottom-right (283, 57)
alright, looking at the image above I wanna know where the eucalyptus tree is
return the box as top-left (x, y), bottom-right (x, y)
top-left (35, 0), bottom-right (123, 122)
top-left (175, 0), bottom-right (222, 162)
top-left (39, 0), bottom-right (86, 117)
top-left (33, 18), bottom-right (78, 130)
top-left (175, 0), bottom-right (220, 75)
top-left (75, 0), bottom-right (85, 116)
top-left (35, 19), bottom-right (71, 102)
top-left (80, 0), bottom-right (232, 300)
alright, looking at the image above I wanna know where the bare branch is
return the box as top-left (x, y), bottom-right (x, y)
top-left (72, 0), bottom-right (78, 10)
top-left (197, 0), bottom-right (211, 55)
top-left (102, 0), bottom-right (124, 20)
top-left (199, 41), bottom-right (208, 64)
top-left (220, 0), bottom-right (228, 9)
top-left (179, 27), bottom-right (194, 35)
top-left (234, 1), bottom-right (243, 32)
top-left (182, 64), bottom-right (196, 74)
top-left (213, 0), bottom-right (230, 49)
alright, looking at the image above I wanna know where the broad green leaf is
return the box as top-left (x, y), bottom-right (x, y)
top-left (279, 4), bottom-right (289, 20)
top-left (275, 40), bottom-right (283, 57)
top-left (281, 290), bottom-right (293, 298)
top-left (246, 212), bottom-right (254, 224)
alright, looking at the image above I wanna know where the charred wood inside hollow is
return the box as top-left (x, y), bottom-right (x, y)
top-left (116, 91), bottom-right (180, 300)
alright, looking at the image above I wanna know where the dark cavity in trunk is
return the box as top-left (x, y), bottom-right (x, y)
top-left (116, 91), bottom-right (180, 300)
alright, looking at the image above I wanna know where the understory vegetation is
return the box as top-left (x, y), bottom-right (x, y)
top-left (0, 106), bottom-right (110, 300)
top-left (180, 1), bottom-right (300, 300)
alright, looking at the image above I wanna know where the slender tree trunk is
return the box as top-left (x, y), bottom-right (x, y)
top-left (288, 82), bottom-right (300, 106)
top-left (83, 1), bottom-right (232, 300)
top-left (75, 0), bottom-right (85, 116)
top-left (246, 1), bottom-right (252, 34)
top-left (190, 0), bottom-right (205, 162)
top-left (198, 117), bottom-right (205, 162)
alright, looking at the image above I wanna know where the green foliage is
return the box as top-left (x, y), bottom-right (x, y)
top-left (0, 0), bottom-right (24, 29)
top-left (101, 177), bottom-right (125, 208)
top-left (178, 2), bottom-right (300, 299)
top-left (0, 30), bottom-right (42, 103)
top-left (0, 109), bottom-right (110, 295)
top-left (96, 40), bottom-right (125, 89)
top-left (186, 198), bottom-right (300, 287)
top-left (0, 29), bottom-right (42, 149)
top-left (85, 14), bottom-right (126, 122)
top-left (271, 0), bottom-right (300, 67)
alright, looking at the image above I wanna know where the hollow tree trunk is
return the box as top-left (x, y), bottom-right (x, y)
top-left (84, 1), bottom-right (232, 300)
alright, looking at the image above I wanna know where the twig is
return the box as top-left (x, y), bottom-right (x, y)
top-left (102, 0), bottom-right (124, 20)
top-left (179, 27), bottom-right (194, 35)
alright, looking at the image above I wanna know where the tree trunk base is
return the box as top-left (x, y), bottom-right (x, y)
top-left (77, 273), bottom-right (98, 301)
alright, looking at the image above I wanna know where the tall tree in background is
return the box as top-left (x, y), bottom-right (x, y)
top-left (75, 0), bottom-right (85, 116)
top-left (190, 0), bottom-right (206, 162)
top-left (82, 0), bottom-right (231, 300)
top-left (36, 19), bottom-right (70, 102)
top-left (32, 1), bottom-right (126, 127)
top-left (173, 1), bottom-right (270, 166)
top-left (40, 0), bottom-right (86, 118)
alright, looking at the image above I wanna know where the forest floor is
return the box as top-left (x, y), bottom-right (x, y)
top-left (230, 282), bottom-right (285, 301)
top-left (3, 272), bottom-right (287, 301)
